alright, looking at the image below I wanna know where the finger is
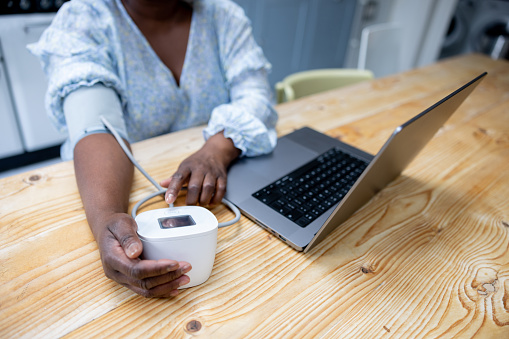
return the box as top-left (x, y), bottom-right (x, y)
top-left (199, 173), bottom-right (217, 206)
top-left (165, 169), bottom-right (191, 204)
top-left (210, 175), bottom-right (227, 206)
top-left (131, 259), bottom-right (183, 280)
top-left (159, 177), bottom-right (171, 187)
top-left (105, 245), bottom-right (181, 282)
top-left (143, 262), bottom-right (192, 290)
top-left (186, 171), bottom-right (205, 205)
top-left (129, 275), bottom-right (191, 298)
top-left (108, 215), bottom-right (143, 259)
top-left (126, 261), bottom-right (192, 291)
top-left (118, 261), bottom-right (192, 298)
top-left (148, 275), bottom-right (191, 297)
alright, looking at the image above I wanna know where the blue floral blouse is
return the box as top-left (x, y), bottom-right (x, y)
top-left (28, 0), bottom-right (278, 158)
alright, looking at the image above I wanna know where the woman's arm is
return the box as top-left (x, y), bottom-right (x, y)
top-left (29, 1), bottom-right (193, 297)
top-left (161, 2), bottom-right (277, 206)
top-left (74, 133), bottom-right (191, 297)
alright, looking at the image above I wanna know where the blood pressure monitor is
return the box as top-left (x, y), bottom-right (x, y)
top-left (100, 115), bottom-right (241, 290)
top-left (136, 206), bottom-right (218, 288)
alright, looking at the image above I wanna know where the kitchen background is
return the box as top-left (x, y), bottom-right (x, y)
top-left (1, 0), bottom-right (508, 178)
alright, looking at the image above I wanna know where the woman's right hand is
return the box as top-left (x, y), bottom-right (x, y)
top-left (96, 213), bottom-right (192, 298)
top-left (73, 134), bottom-right (191, 297)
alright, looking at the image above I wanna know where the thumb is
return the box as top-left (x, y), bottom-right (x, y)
top-left (111, 214), bottom-right (143, 259)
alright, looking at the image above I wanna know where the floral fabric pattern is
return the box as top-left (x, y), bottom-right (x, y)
top-left (28, 0), bottom-right (278, 158)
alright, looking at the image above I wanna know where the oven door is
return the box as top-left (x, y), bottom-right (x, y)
top-left (0, 45), bottom-right (24, 158)
top-left (0, 13), bottom-right (67, 152)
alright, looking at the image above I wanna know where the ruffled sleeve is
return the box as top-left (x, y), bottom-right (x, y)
top-left (203, 1), bottom-right (278, 157)
top-left (27, 1), bottom-right (126, 133)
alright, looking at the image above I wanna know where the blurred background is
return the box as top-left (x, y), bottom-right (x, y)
top-left (1, 0), bottom-right (508, 178)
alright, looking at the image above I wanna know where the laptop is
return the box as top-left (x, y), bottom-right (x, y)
top-left (225, 72), bottom-right (486, 252)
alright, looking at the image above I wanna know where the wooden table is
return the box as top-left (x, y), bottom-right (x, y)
top-left (1, 54), bottom-right (508, 338)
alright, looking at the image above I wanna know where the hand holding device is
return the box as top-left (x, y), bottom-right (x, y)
top-left (100, 116), bottom-right (241, 290)
top-left (136, 206), bottom-right (218, 288)
top-left (95, 212), bottom-right (192, 297)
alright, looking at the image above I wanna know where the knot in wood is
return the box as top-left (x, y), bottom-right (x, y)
top-left (29, 174), bottom-right (41, 182)
top-left (186, 320), bottom-right (202, 333)
top-left (24, 173), bottom-right (46, 185)
top-left (472, 267), bottom-right (498, 296)
top-left (361, 264), bottom-right (375, 274)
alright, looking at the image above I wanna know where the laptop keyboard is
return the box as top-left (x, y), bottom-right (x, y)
top-left (252, 148), bottom-right (369, 227)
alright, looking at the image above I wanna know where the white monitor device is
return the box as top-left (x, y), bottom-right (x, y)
top-left (136, 206), bottom-right (218, 288)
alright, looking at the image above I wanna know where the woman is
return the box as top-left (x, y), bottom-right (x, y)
top-left (29, 0), bottom-right (277, 297)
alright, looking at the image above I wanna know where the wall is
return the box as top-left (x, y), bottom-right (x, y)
top-left (234, 0), bottom-right (357, 86)
top-left (389, 0), bottom-right (458, 71)
top-left (345, 0), bottom-right (458, 77)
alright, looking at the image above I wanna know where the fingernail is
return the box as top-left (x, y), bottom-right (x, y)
top-left (127, 244), bottom-right (138, 257)
top-left (181, 264), bottom-right (191, 274)
top-left (170, 290), bottom-right (179, 297)
top-left (166, 193), bottom-right (175, 204)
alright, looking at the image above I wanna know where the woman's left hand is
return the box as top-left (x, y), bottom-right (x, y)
top-left (161, 132), bottom-right (241, 206)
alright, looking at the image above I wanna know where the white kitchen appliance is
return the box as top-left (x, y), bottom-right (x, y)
top-left (0, 44), bottom-right (24, 158)
top-left (0, 1), bottom-right (68, 163)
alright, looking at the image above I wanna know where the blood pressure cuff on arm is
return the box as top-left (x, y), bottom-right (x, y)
top-left (63, 83), bottom-right (128, 153)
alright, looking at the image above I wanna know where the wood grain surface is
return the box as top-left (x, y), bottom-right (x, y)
top-left (1, 54), bottom-right (508, 338)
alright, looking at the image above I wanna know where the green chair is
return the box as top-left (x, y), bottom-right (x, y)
top-left (275, 68), bottom-right (374, 104)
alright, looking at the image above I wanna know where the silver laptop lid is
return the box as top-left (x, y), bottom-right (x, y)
top-left (304, 72), bottom-right (487, 252)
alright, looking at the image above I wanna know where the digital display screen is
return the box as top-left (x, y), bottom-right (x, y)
top-left (158, 215), bottom-right (196, 229)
